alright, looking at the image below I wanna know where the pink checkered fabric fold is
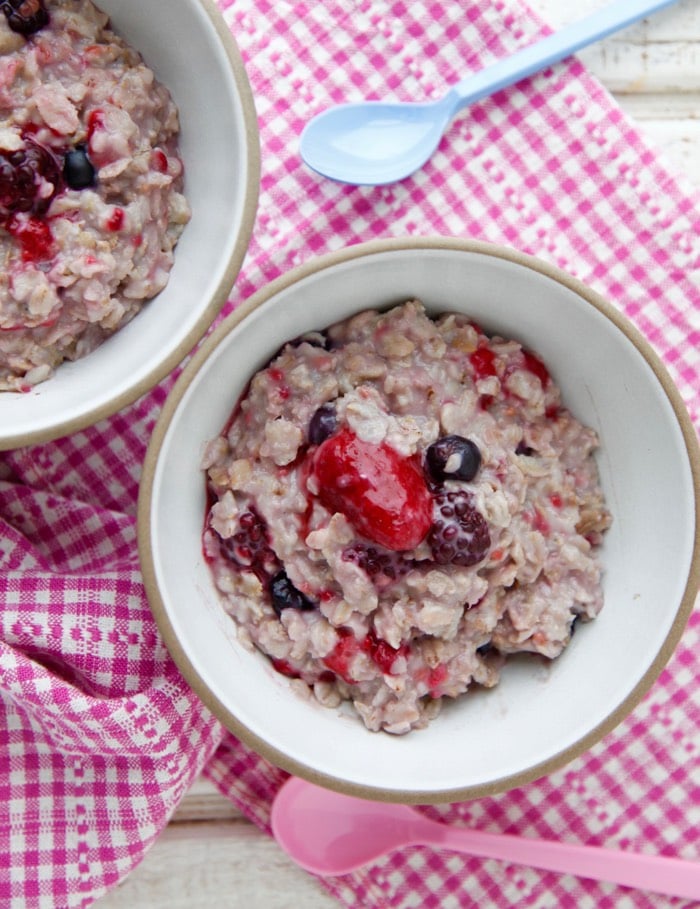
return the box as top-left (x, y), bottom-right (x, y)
top-left (1, 0), bottom-right (699, 907)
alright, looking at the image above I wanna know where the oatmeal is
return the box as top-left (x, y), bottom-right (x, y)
top-left (202, 301), bottom-right (612, 735)
top-left (0, 0), bottom-right (190, 391)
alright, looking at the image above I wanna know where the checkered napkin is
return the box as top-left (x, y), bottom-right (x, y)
top-left (1, 0), bottom-right (699, 907)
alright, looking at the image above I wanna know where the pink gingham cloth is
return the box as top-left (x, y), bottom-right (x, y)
top-left (1, 0), bottom-right (699, 906)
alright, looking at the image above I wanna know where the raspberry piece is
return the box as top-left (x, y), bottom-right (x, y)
top-left (0, 139), bottom-right (60, 218)
top-left (6, 215), bottom-right (55, 263)
top-left (312, 428), bottom-right (432, 551)
top-left (522, 349), bottom-right (550, 388)
top-left (342, 543), bottom-right (413, 587)
top-left (361, 628), bottom-right (409, 675)
top-left (428, 490), bottom-right (490, 567)
top-left (217, 507), bottom-right (280, 581)
top-left (322, 627), bottom-right (359, 683)
top-left (106, 207), bottom-right (125, 232)
top-left (271, 658), bottom-right (301, 679)
top-left (469, 346), bottom-right (497, 380)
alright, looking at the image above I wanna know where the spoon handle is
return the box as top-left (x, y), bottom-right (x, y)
top-left (447, 0), bottom-right (679, 114)
top-left (431, 822), bottom-right (699, 900)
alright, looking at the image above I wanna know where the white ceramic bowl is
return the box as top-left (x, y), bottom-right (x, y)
top-left (0, 0), bottom-right (259, 450)
top-left (138, 238), bottom-right (700, 803)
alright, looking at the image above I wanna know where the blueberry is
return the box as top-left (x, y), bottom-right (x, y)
top-left (516, 441), bottom-right (536, 456)
top-left (63, 145), bottom-right (96, 190)
top-left (269, 570), bottom-right (315, 616)
top-left (476, 641), bottom-right (497, 657)
top-left (426, 435), bottom-right (482, 483)
top-left (308, 402), bottom-right (337, 445)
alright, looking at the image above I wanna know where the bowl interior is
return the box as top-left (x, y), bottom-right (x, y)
top-left (142, 242), bottom-right (698, 801)
top-left (0, 0), bottom-right (258, 449)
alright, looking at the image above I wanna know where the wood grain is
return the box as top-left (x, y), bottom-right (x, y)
top-left (98, 2), bottom-right (699, 905)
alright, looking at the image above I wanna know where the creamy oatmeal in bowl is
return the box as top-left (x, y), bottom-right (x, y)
top-left (0, 0), bottom-right (259, 448)
top-left (139, 239), bottom-right (699, 801)
top-left (202, 300), bottom-right (612, 735)
top-left (0, 0), bottom-right (190, 391)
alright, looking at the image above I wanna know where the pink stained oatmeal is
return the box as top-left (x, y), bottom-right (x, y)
top-left (0, 0), bottom-right (190, 391)
top-left (202, 301), bottom-right (612, 735)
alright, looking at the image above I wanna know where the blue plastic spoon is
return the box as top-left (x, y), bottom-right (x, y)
top-left (300, 0), bottom-right (679, 185)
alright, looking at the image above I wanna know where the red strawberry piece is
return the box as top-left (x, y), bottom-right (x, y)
top-left (312, 428), bottom-right (432, 551)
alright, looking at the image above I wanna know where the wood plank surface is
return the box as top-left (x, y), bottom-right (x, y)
top-left (98, 1), bottom-right (699, 906)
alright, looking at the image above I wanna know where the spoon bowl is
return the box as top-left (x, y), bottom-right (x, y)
top-left (300, 98), bottom-right (452, 185)
top-left (271, 776), bottom-right (700, 899)
top-left (300, 0), bottom-right (680, 184)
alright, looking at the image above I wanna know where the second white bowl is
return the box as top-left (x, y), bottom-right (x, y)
top-left (139, 238), bottom-right (699, 803)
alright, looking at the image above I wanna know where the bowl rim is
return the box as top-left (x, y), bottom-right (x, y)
top-left (2, 0), bottom-right (260, 450)
top-left (138, 236), bottom-right (700, 803)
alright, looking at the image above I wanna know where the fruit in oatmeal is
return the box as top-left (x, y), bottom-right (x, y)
top-left (428, 490), bottom-right (491, 567)
top-left (202, 300), bottom-right (612, 735)
top-left (2, 0), bottom-right (48, 35)
top-left (0, 0), bottom-right (190, 390)
top-left (270, 570), bottom-right (315, 617)
top-left (426, 434), bottom-right (482, 483)
top-left (313, 428), bottom-right (433, 551)
top-left (0, 140), bottom-right (60, 216)
top-left (62, 145), bottom-right (96, 190)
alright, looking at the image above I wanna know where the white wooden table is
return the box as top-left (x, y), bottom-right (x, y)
top-left (98, 1), bottom-right (700, 905)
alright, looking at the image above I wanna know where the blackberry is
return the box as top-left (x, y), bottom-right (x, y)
top-left (218, 507), bottom-right (280, 580)
top-left (426, 435), bottom-right (482, 484)
top-left (428, 490), bottom-right (490, 567)
top-left (342, 543), bottom-right (413, 586)
top-left (2, 0), bottom-right (48, 35)
top-left (0, 140), bottom-right (60, 217)
top-left (269, 570), bottom-right (315, 616)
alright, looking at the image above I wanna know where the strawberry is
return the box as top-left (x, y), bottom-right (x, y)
top-left (312, 428), bottom-right (432, 551)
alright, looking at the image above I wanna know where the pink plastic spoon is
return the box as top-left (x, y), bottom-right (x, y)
top-left (271, 777), bottom-right (700, 899)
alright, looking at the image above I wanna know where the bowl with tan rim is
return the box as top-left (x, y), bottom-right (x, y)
top-left (0, 0), bottom-right (259, 449)
top-left (138, 237), bottom-right (699, 803)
